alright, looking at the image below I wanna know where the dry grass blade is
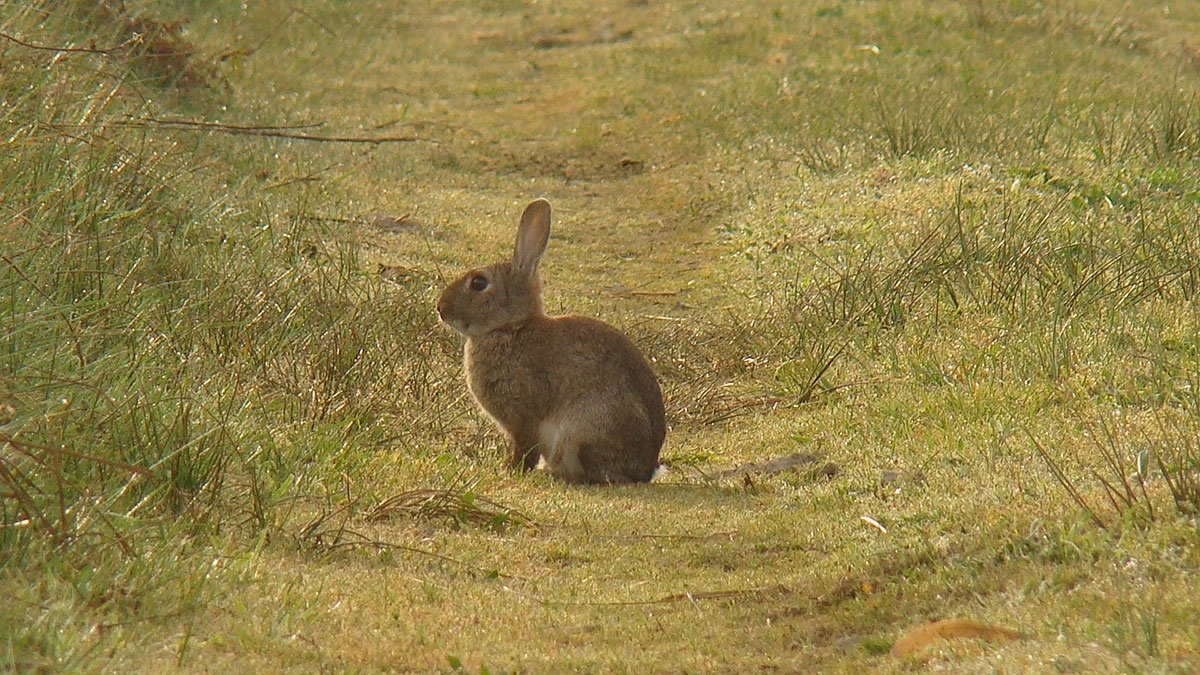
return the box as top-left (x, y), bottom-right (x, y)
top-left (1151, 410), bottom-right (1200, 516)
top-left (1026, 428), bottom-right (1108, 530)
top-left (0, 455), bottom-right (50, 532)
top-left (698, 395), bottom-right (786, 426)
top-left (1, 435), bottom-right (152, 476)
top-left (1084, 416), bottom-right (1156, 524)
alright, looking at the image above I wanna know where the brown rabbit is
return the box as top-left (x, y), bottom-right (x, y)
top-left (436, 199), bottom-right (665, 484)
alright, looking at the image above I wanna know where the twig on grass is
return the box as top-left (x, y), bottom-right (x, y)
top-left (140, 118), bottom-right (325, 132)
top-left (120, 117), bottom-right (434, 144)
top-left (263, 163), bottom-right (344, 191)
top-left (0, 30), bottom-right (137, 55)
top-left (95, 609), bottom-right (191, 632)
top-left (713, 452), bottom-right (821, 481)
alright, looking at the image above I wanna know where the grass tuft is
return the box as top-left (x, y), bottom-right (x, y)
top-left (367, 484), bottom-right (532, 533)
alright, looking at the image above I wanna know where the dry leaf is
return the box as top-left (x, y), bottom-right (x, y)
top-left (891, 618), bottom-right (1021, 658)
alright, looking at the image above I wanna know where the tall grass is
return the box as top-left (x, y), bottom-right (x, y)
top-left (1, 3), bottom-right (462, 668)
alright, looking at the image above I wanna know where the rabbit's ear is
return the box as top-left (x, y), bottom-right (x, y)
top-left (513, 199), bottom-right (551, 274)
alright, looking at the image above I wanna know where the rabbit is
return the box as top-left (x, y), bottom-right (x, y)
top-left (436, 199), bottom-right (665, 484)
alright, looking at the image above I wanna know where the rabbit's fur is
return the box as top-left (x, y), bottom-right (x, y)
top-left (437, 199), bottom-right (665, 484)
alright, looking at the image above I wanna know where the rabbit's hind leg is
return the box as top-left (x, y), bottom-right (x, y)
top-left (537, 416), bottom-right (587, 483)
top-left (576, 442), bottom-right (656, 485)
top-left (538, 413), bottom-right (655, 484)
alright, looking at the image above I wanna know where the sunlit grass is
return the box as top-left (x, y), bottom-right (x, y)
top-left (3, 0), bottom-right (1200, 672)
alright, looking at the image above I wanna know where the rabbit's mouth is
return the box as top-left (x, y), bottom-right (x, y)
top-left (438, 313), bottom-right (469, 336)
top-left (436, 307), bottom-right (472, 337)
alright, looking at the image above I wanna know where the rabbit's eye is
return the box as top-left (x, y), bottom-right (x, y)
top-left (469, 274), bottom-right (490, 292)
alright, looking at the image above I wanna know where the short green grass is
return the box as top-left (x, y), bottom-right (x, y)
top-left (3, 0), bottom-right (1199, 672)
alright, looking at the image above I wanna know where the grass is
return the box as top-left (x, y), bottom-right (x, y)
top-left (3, 0), bottom-right (1200, 672)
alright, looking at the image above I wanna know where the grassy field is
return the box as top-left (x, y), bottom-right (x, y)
top-left (3, 0), bottom-right (1200, 672)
